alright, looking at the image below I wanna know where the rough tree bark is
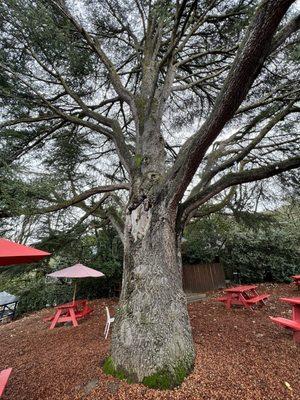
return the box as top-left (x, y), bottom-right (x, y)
top-left (107, 79), bottom-right (196, 384)
top-left (109, 199), bottom-right (195, 386)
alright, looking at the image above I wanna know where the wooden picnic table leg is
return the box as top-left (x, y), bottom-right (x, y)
top-left (253, 289), bottom-right (266, 305)
top-left (292, 304), bottom-right (300, 323)
top-left (69, 308), bottom-right (79, 327)
top-left (225, 294), bottom-right (232, 309)
top-left (49, 309), bottom-right (62, 330)
top-left (293, 330), bottom-right (300, 344)
top-left (239, 293), bottom-right (251, 309)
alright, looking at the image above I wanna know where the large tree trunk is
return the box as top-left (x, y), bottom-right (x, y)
top-left (106, 200), bottom-right (195, 388)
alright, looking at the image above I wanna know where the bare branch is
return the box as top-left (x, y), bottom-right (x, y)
top-left (180, 155), bottom-right (300, 224)
top-left (50, 0), bottom-right (135, 107)
top-left (164, 0), bottom-right (296, 208)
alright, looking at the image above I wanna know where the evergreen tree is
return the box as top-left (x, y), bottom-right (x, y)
top-left (0, 0), bottom-right (299, 387)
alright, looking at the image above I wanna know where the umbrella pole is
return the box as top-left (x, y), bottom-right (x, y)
top-left (72, 281), bottom-right (77, 304)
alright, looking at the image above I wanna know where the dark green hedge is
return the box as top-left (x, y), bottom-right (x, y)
top-left (222, 229), bottom-right (300, 283)
top-left (183, 215), bottom-right (300, 283)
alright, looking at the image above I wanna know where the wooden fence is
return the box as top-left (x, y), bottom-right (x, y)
top-left (182, 263), bottom-right (225, 293)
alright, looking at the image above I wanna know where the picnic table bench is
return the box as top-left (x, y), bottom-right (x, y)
top-left (0, 368), bottom-right (12, 398)
top-left (44, 299), bottom-right (93, 329)
top-left (245, 294), bottom-right (270, 305)
top-left (216, 284), bottom-right (270, 309)
top-left (270, 297), bottom-right (300, 344)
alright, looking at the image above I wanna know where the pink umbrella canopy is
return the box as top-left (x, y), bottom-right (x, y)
top-left (47, 264), bottom-right (105, 302)
top-left (47, 263), bottom-right (104, 278)
top-left (0, 238), bottom-right (51, 267)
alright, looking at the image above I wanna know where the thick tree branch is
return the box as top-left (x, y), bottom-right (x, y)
top-left (51, 0), bottom-right (135, 107)
top-left (270, 13), bottom-right (300, 52)
top-left (64, 196), bottom-right (110, 235)
top-left (0, 184), bottom-right (129, 218)
top-left (164, 0), bottom-right (295, 209)
top-left (236, 86), bottom-right (300, 115)
top-left (106, 208), bottom-right (125, 244)
top-left (180, 156), bottom-right (300, 224)
top-left (199, 100), bottom-right (297, 187)
top-left (182, 186), bottom-right (236, 228)
top-left (0, 114), bottom-right (60, 128)
top-left (171, 67), bottom-right (228, 92)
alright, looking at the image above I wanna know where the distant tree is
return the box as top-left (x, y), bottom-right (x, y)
top-left (1, 0), bottom-right (300, 387)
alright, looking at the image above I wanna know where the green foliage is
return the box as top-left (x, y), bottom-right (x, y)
top-left (223, 228), bottom-right (300, 283)
top-left (1, 1), bottom-right (95, 90)
top-left (0, 170), bottom-right (59, 216)
top-left (76, 260), bottom-right (122, 299)
top-left (182, 211), bottom-right (300, 283)
top-left (16, 281), bottom-right (73, 316)
top-left (44, 228), bottom-right (123, 300)
top-left (183, 215), bottom-right (232, 264)
top-left (0, 271), bottom-right (72, 316)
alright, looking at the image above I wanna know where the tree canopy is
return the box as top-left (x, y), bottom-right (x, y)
top-left (0, 0), bottom-right (299, 240)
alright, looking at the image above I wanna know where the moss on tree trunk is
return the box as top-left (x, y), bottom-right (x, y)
top-left (104, 202), bottom-right (195, 388)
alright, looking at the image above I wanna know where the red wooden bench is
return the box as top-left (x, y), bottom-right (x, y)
top-left (270, 297), bottom-right (300, 343)
top-left (270, 317), bottom-right (300, 343)
top-left (215, 296), bottom-right (228, 303)
top-left (270, 317), bottom-right (300, 331)
top-left (0, 368), bottom-right (12, 398)
top-left (73, 300), bottom-right (93, 318)
top-left (245, 294), bottom-right (270, 305)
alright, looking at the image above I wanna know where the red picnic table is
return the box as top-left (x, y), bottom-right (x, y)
top-left (216, 284), bottom-right (270, 309)
top-left (291, 275), bottom-right (300, 290)
top-left (44, 300), bottom-right (93, 329)
top-left (270, 297), bottom-right (300, 344)
top-left (0, 368), bottom-right (12, 398)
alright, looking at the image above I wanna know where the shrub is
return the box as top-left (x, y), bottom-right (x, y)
top-left (223, 228), bottom-right (300, 283)
top-left (182, 214), bottom-right (300, 283)
top-left (182, 216), bottom-right (231, 264)
top-left (16, 280), bottom-right (73, 316)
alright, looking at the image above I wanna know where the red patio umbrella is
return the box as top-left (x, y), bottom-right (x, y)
top-left (47, 263), bottom-right (105, 301)
top-left (0, 238), bottom-right (51, 266)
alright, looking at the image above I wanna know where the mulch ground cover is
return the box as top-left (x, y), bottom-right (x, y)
top-left (1, 283), bottom-right (299, 400)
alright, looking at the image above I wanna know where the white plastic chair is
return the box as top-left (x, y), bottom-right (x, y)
top-left (104, 306), bottom-right (114, 339)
